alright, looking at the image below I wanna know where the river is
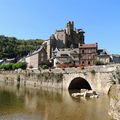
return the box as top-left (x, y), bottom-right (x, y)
top-left (0, 82), bottom-right (111, 120)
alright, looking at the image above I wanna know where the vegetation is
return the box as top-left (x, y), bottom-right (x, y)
top-left (41, 65), bottom-right (49, 69)
top-left (40, 60), bottom-right (53, 69)
top-left (95, 60), bottom-right (104, 65)
top-left (91, 69), bottom-right (96, 74)
top-left (0, 35), bottom-right (44, 59)
top-left (0, 62), bottom-right (27, 70)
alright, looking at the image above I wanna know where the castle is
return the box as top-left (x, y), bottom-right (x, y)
top-left (25, 21), bottom-right (111, 69)
top-left (47, 21), bottom-right (85, 59)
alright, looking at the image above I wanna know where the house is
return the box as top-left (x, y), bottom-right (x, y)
top-left (53, 48), bottom-right (79, 67)
top-left (25, 48), bottom-right (47, 69)
top-left (97, 49), bottom-right (111, 64)
top-left (25, 41), bottom-right (47, 69)
top-left (111, 54), bottom-right (120, 63)
top-left (0, 58), bottom-right (16, 64)
top-left (79, 43), bottom-right (98, 66)
top-left (53, 43), bottom-right (99, 67)
top-left (6, 58), bottom-right (16, 63)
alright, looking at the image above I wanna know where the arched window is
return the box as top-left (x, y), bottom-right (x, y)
top-left (88, 61), bottom-right (91, 65)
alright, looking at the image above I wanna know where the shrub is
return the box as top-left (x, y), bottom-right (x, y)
top-left (12, 64), bottom-right (17, 70)
top-left (95, 60), bottom-right (104, 65)
top-left (5, 64), bottom-right (13, 70)
top-left (0, 62), bottom-right (27, 70)
top-left (16, 62), bottom-right (27, 69)
top-left (41, 65), bottom-right (49, 69)
top-left (0, 63), bottom-right (13, 70)
top-left (0, 64), bottom-right (5, 69)
top-left (14, 62), bottom-right (27, 70)
top-left (91, 69), bottom-right (96, 74)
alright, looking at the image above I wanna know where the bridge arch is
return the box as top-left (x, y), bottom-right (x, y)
top-left (68, 77), bottom-right (92, 91)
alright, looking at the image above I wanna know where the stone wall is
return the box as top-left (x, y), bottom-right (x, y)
top-left (108, 85), bottom-right (120, 120)
top-left (0, 70), bottom-right (63, 89)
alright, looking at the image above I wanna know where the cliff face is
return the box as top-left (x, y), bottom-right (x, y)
top-left (109, 85), bottom-right (120, 120)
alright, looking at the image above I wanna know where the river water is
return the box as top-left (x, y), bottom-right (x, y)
top-left (0, 82), bottom-right (111, 120)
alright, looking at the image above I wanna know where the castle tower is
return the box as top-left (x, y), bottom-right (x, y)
top-left (66, 21), bottom-right (74, 35)
top-left (65, 21), bottom-right (74, 47)
top-left (47, 34), bottom-right (56, 59)
top-left (78, 29), bottom-right (85, 44)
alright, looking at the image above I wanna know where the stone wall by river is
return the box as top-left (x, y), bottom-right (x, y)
top-left (109, 85), bottom-right (120, 120)
top-left (0, 70), bottom-right (63, 89)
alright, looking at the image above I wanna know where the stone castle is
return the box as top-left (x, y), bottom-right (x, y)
top-left (47, 21), bottom-right (85, 59)
top-left (25, 21), bottom-right (113, 69)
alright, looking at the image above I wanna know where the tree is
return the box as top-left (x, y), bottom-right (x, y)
top-left (0, 35), bottom-right (44, 59)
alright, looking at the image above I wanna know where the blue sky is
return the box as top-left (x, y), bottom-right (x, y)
top-left (0, 0), bottom-right (120, 54)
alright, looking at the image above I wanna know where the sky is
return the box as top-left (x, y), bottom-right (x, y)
top-left (0, 0), bottom-right (120, 54)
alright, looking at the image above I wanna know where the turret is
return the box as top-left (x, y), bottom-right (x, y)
top-left (66, 21), bottom-right (74, 35)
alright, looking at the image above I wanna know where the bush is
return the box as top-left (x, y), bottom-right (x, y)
top-left (16, 62), bottom-right (27, 69)
top-left (0, 62), bottom-right (27, 70)
top-left (95, 60), bottom-right (104, 65)
top-left (0, 63), bottom-right (13, 70)
top-left (91, 69), bottom-right (96, 74)
top-left (40, 60), bottom-right (53, 68)
top-left (41, 65), bottom-right (49, 69)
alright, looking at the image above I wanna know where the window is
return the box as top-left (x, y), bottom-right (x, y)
top-left (82, 61), bottom-right (84, 64)
top-left (88, 61), bottom-right (91, 65)
top-left (41, 53), bottom-right (44, 61)
top-left (82, 50), bottom-right (84, 54)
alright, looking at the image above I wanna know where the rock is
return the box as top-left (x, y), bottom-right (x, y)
top-left (71, 90), bottom-right (99, 99)
top-left (108, 85), bottom-right (120, 120)
top-left (84, 90), bottom-right (98, 98)
top-left (89, 94), bottom-right (99, 98)
top-left (71, 92), bottom-right (84, 97)
top-left (80, 89), bottom-right (88, 93)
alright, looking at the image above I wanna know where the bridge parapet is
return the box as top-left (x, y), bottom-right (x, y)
top-left (41, 64), bottom-right (120, 74)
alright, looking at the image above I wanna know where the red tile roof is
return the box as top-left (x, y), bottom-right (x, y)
top-left (79, 44), bottom-right (97, 48)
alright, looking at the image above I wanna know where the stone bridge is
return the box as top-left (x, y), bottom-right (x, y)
top-left (0, 64), bottom-right (120, 94)
top-left (60, 64), bottom-right (120, 94)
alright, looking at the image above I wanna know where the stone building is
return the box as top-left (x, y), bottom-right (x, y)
top-left (79, 43), bottom-right (98, 66)
top-left (53, 48), bottom-right (79, 67)
top-left (25, 21), bottom-right (106, 68)
top-left (111, 54), bottom-right (120, 63)
top-left (25, 41), bottom-right (47, 69)
top-left (97, 49), bottom-right (111, 64)
top-left (47, 21), bottom-right (85, 59)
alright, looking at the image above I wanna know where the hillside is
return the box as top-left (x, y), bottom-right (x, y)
top-left (0, 35), bottom-right (44, 59)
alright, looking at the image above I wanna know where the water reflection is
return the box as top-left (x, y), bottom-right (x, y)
top-left (0, 82), bottom-right (111, 120)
